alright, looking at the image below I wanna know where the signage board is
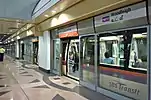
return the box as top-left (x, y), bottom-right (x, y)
top-left (58, 25), bottom-right (78, 38)
top-left (95, 2), bottom-right (146, 27)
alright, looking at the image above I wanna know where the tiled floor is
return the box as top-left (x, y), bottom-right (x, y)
top-left (0, 56), bottom-right (114, 100)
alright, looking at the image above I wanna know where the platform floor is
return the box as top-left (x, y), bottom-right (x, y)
top-left (0, 56), bottom-right (114, 100)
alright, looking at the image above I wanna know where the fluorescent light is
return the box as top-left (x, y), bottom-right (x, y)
top-left (44, 15), bottom-right (49, 17)
top-left (11, 39), bottom-right (14, 41)
top-left (60, 7), bottom-right (63, 10)
top-left (21, 41), bottom-right (23, 44)
top-left (17, 36), bottom-right (20, 40)
top-left (52, 10), bottom-right (56, 13)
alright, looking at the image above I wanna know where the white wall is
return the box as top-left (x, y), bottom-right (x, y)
top-left (38, 31), bottom-right (50, 70)
top-left (16, 41), bottom-right (19, 58)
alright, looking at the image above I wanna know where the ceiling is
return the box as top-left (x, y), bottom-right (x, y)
top-left (34, 0), bottom-right (144, 33)
top-left (0, 0), bottom-right (145, 42)
top-left (33, 0), bottom-right (83, 24)
top-left (0, 19), bottom-right (27, 43)
top-left (0, 0), bottom-right (40, 42)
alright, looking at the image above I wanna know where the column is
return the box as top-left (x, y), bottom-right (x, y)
top-left (38, 31), bottom-right (51, 72)
top-left (16, 40), bottom-right (19, 59)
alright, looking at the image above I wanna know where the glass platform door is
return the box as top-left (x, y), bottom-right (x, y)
top-left (53, 39), bottom-right (60, 74)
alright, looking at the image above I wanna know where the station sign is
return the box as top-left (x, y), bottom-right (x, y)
top-left (95, 2), bottom-right (146, 27)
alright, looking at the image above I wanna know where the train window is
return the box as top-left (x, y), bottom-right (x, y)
top-left (129, 33), bottom-right (147, 70)
top-left (99, 35), bottom-right (125, 67)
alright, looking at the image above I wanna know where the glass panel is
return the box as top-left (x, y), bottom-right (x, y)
top-left (129, 33), bottom-right (147, 70)
top-left (98, 28), bottom-right (147, 100)
top-left (53, 39), bottom-right (60, 72)
top-left (78, 18), bottom-right (94, 35)
top-left (99, 35), bottom-right (125, 67)
top-left (80, 36), bottom-right (95, 84)
top-left (33, 42), bottom-right (38, 64)
top-left (67, 39), bottom-right (79, 79)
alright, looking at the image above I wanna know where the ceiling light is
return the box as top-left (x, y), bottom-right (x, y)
top-left (11, 39), bottom-right (14, 41)
top-left (21, 41), bottom-right (23, 44)
top-left (44, 15), bottom-right (49, 17)
top-left (60, 7), bottom-right (63, 10)
top-left (52, 10), bottom-right (56, 14)
top-left (17, 36), bottom-right (20, 40)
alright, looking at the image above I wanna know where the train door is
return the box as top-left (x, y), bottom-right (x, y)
top-left (61, 38), bottom-right (80, 80)
top-left (33, 42), bottom-right (38, 64)
top-left (67, 39), bottom-right (79, 80)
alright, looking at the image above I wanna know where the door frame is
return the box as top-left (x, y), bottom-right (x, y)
top-left (79, 34), bottom-right (97, 91)
top-left (60, 37), bottom-right (80, 81)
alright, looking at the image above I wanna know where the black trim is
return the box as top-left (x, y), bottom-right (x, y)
top-left (39, 67), bottom-right (50, 73)
top-left (146, 0), bottom-right (150, 25)
top-left (31, 0), bottom-right (41, 16)
top-left (32, 0), bottom-right (51, 16)
top-left (66, 39), bottom-right (70, 74)
top-left (93, 17), bottom-right (96, 33)
top-left (148, 25), bottom-right (151, 100)
top-left (64, 75), bottom-right (79, 81)
top-left (76, 22), bottom-right (79, 34)
top-left (15, 57), bottom-right (19, 60)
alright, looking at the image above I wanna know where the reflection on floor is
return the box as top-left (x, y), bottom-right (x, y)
top-left (0, 56), bottom-right (114, 100)
top-left (68, 66), bottom-right (80, 79)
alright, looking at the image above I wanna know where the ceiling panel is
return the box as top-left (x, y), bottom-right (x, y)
top-left (33, 0), bottom-right (83, 24)
top-left (0, 19), bottom-right (25, 34)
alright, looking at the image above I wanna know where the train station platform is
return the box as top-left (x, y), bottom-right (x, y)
top-left (0, 56), bottom-right (113, 100)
